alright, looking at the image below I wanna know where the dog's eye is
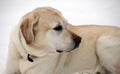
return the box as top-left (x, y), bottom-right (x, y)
top-left (53, 25), bottom-right (62, 31)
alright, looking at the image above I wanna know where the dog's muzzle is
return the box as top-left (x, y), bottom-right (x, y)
top-left (56, 36), bottom-right (81, 53)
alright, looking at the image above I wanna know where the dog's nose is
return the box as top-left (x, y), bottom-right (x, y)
top-left (73, 36), bottom-right (81, 49)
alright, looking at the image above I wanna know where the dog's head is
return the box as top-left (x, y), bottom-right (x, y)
top-left (20, 7), bottom-right (81, 53)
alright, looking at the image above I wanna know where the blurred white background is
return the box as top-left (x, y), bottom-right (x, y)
top-left (0, 0), bottom-right (120, 73)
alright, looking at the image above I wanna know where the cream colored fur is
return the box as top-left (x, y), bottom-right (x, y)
top-left (4, 7), bottom-right (120, 74)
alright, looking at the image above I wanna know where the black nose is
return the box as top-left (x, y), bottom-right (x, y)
top-left (73, 36), bottom-right (81, 49)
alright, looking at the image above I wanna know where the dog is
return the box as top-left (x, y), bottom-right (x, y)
top-left (4, 7), bottom-right (120, 74)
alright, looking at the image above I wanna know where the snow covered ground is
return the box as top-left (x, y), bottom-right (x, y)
top-left (0, 0), bottom-right (120, 73)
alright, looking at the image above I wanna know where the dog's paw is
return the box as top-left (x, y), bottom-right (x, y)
top-left (96, 71), bottom-right (112, 74)
top-left (73, 72), bottom-right (92, 74)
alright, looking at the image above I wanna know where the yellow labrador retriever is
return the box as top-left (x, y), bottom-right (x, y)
top-left (4, 7), bottom-right (120, 74)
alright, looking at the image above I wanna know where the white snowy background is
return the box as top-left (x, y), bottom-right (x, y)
top-left (0, 0), bottom-right (120, 73)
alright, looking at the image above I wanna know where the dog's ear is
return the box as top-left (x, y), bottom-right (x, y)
top-left (20, 12), bottom-right (40, 45)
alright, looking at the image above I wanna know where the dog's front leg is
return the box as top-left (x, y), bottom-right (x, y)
top-left (3, 43), bottom-right (21, 74)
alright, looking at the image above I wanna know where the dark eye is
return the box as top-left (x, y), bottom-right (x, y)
top-left (53, 25), bottom-right (62, 31)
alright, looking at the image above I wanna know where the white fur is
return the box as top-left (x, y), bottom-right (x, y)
top-left (4, 7), bottom-right (120, 74)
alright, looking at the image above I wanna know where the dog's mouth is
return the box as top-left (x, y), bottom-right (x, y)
top-left (56, 49), bottom-right (73, 53)
top-left (56, 50), bottom-right (63, 53)
top-left (56, 37), bottom-right (81, 53)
